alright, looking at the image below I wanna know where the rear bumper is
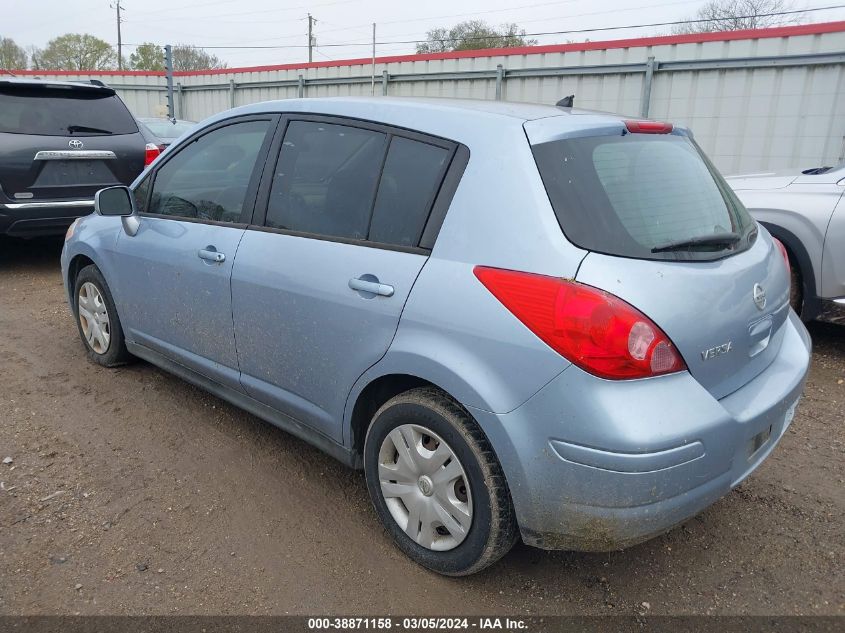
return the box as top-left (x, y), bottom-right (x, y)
top-left (472, 310), bottom-right (812, 551)
top-left (0, 199), bottom-right (94, 237)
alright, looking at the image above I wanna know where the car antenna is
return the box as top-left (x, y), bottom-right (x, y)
top-left (556, 95), bottom-right (575, 108)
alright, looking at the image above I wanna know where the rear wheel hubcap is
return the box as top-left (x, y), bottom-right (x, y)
top-left (377, 424), bottom-right (473, 551)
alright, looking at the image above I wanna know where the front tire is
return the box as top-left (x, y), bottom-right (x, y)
top-left (73, 265), bottom-right (133, 367)
top-left (364, 387), bottom-right (518, 576)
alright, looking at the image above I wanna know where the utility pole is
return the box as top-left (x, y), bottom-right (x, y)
top-left (371, 23), bottom-right (376, 95)
top-left (307, 13), bottom-right (316, 63)
top-left (111, 1), bottom-right (124, 70)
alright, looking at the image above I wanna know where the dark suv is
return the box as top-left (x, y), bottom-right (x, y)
top-left (0, 78), bottom-right (147, 237)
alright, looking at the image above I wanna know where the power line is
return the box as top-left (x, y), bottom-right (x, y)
top-left (317, 0), bottom-right (705, 46)
top-left (126, 5), bottom-right (845, 50)
top-left (133, 0), bottom-right (358, 23)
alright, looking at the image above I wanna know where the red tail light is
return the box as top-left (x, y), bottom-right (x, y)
top-left (624, 120), bottom-right (674, 134)
top-left (473, 267), bottom-right (687, 380)
top-left (772, 238), bottom-right (790, 275)
top-left (144, 142), bottom-right (162, 166)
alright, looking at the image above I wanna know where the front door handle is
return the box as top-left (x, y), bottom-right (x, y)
top-left (198, 248), bottom-right (225, 263)
top-left (349, 277), bottom-right (394, 297)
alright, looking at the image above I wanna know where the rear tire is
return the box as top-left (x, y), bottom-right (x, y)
top-left (72, 265), bottom-right (133, 367)
top-left (364, 387), bottom-right (518, 576)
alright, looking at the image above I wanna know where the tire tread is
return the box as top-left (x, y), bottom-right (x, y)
top-left (370, 386), bottom-right (519, 576)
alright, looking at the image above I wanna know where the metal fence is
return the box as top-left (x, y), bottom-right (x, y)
top-left (26, 22), bottom-right (845, 174)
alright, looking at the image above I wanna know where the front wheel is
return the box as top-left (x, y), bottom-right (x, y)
top-left (364, 387), bottom-right (518, 576)
top-left (73, 265), bottom-right (133, 367)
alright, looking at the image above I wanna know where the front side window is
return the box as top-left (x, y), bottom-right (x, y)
top-left (265, 121), bottom-right (387, 240)
top-left (532, 133), bottom-right (756, 261)
top-left (148, 120), bottom-right (270, 223)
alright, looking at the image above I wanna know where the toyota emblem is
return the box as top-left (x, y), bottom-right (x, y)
top-left (68, 139), bottom-right (84, 149)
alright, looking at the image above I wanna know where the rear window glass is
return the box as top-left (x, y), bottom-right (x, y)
top-left (531, 133), bottom-right (755, 261)
top-left (141, 119), bottom-right (195, 139)
top-left (0, 86), bottom-right (138, 136)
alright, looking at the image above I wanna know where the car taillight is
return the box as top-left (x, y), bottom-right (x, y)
top-left (144, 142), bottom-right (161, 166)
top-left (624, 120), bottom-right (674, 134)
top-left (473, 266), bottom-right (687, 380)
top-left (772, 238), bottom-right (790, 275)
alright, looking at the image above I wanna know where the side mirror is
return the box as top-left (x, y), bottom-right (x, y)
top-left (95, 186), bottom-right (135, 217)
top-left (94, 186), bottom-right (140, 236)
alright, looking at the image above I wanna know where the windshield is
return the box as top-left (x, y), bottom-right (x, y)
top-left (0, 86), bottom-right (139, 136)
top-left (531, 132), bottom-right (756, 261)
top-left (141, 119), bottom-right (195, 139)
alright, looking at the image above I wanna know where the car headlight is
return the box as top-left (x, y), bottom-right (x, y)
top-left (65, 218), bottom-right (81, 242)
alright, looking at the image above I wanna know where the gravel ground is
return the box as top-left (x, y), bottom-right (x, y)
top-left (0, 237), bottom-right (843, 616)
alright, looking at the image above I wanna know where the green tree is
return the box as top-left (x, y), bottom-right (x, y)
top-left (31, 33), bottom-right (116, 71)
top-left (172, 45), bottom-right (227, 72)
top-left (0, 36), bottom-right (27, 70)
top-left (416, 20), bottom-right (537, 54)
top-left (673, 0), bottom-right (800, 34)
top-left (129, 42), bottom-right (165, 71)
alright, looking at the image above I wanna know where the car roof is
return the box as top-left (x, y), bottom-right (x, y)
top-left (138, 117), bottom-right (195, 124)
top-left (207, 96), bottom-right (630, 146)
top-left (231, 96), bottom-right (575, 122)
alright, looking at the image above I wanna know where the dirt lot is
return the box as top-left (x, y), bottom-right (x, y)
top-left (0, 236), bottom-right (843, 616)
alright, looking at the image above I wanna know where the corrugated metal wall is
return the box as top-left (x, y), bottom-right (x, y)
top-left (31, 26), bottom-right (845, 174)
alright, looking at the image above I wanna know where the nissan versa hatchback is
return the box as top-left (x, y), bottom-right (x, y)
top-left (61, 98), bottom-right (811, 576)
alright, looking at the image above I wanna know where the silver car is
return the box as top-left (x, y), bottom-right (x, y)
top-left (728, 165), bottom-right (845, 321)
top-left (61, 98), bottom-right (811, 575)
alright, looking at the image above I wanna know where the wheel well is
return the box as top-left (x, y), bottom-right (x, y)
top-left (760, 222), bottom-right (820, 321)
top-left (67, 255), bottom-right (95, 304)
top-left (349, 374), bottom-right (434, 461)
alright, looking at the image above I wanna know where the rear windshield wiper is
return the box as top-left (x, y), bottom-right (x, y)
top-left (67, 125), bottom-right (113, 135)
top-left (651, 231), bottom-right (741, 253)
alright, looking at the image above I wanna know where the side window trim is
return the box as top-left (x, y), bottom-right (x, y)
top-left (364, 134), bottom-right (394, 240)
top-left (247, 112), bottom-right (469, 255)
top-left (133, 171), bottom-right (154, 215)
top-left (251, 113), bottom-right (464, 252)
top-left (143, 113), bottom-right (280, 226)
top-left (420, 144), bottom-right (470, 250)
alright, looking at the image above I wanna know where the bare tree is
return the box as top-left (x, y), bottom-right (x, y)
top-left (172, 45), bottom-right (227, 72)
top-left (673, 0), bottom-right (801, 34)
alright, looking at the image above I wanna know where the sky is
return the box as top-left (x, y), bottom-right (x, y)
top-left (5, 0), bottom-right (845, 69)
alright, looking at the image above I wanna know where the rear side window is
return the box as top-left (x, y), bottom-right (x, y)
top-left (148, 120), bottom-right (270, 223)
top-left (266, 121), bottom-right (387, 240)
top-left (531, 133), bottom-right (755, 261)
top-left (369, 137), bottom-right (450, 247)
top-left (0, 86), bottom-right (138, 136)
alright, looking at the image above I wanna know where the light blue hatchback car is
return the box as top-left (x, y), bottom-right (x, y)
top-left (61, 97), bottom-right (812, 575)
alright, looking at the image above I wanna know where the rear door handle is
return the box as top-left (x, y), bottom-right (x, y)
top-left (349, 277), bottom-right (394, 297)
top-left (198, 248), bottom-right (225, 263)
